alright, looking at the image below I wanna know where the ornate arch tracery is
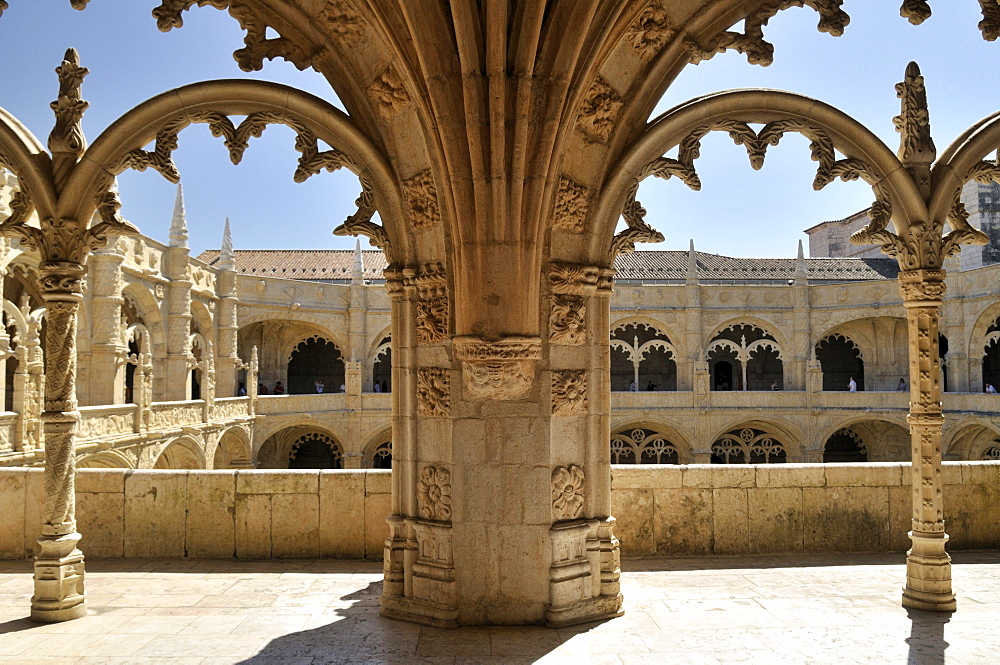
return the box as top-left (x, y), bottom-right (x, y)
top-left (706, 323), bottom-right (783, 391)
top-left (609, 425), bottom-right (680, 465)
top-left (609, 320), bottom-right (676, 391)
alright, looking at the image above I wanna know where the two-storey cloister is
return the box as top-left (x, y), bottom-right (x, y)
top-left (3, 0), bottom-right (1000, 631)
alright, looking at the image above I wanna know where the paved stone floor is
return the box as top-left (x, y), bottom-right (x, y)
top-left (0, 551), bottom-right (996, 664)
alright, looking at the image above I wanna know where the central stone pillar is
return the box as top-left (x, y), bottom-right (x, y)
top-left (380, 261), bottom-right (622, 627)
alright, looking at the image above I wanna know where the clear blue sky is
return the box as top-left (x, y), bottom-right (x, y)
top-left (1, 3), bottom-right (999, 258)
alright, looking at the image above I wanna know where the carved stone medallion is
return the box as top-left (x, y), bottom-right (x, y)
top-left (453, 336), bottom-right (542, 401)
top-left (551, 370), bottom-right (587, 415)
top-left (549, 295), bottom-right (586, 345)
top-left (417, 465), bottom-right (452, 521)
top-left (576, 77), bottom-right (623, 143)
top-left (551, 465), bottom-right (585, 521)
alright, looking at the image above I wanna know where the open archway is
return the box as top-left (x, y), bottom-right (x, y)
top-left (816, 333), bottom-right (864, 392)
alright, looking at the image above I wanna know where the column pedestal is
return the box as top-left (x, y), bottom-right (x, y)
top-left (31, 533), bottom-right (86, 622)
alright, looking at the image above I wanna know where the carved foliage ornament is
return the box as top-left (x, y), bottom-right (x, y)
top-left (611, 181), bottom-right (664, 259)
top-left (403, 170), bottom-right (441, 231)
top-left (553, 177), bottom-right (589, 233)
top-left (152, 1), bottom-right (316, 72)
top-left (552, 370), bottom-right (588, 415)
top-left (417, 465), bottom-right (452, 521)
top-left (369, 65), bottom-right (411, 119)
top-left (112, 110), bottom-right (356, 188)
top-left (551, 465), bottom-right (585, 521)
top-left (416, 367), bottom-right (450, 417)
top-left (453, 336), bottom-right (541, 401)
top-left (687, 1), bottom-right (849, 67)
top-left (408, 262), bottom-right (448, 344)
top-left (332, 174), bottom-right (392, 261)
top-left (547, 262), bottom-right (597, 345)
top-left (624, 1), bottom-right (674, 62)
top-left (320, 0), bottom-right (367, 45)
top-left (577, 77), bottom-right (624, 143)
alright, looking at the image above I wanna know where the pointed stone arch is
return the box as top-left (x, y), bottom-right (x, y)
top-left (154, 436), bottom-right (206, 470)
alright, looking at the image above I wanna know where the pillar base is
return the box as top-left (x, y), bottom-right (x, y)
top-left (545, 593), bottom-right (623, 628)
top-left (901, 533), bottom-right (956, 613)
top-left (380, 596), bottom-right (459, 629)
top-left (31, 533), bottom-right (86, 623)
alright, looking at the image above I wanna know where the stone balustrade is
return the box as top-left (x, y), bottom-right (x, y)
top-left (0, 463), bottom-right (995, 561)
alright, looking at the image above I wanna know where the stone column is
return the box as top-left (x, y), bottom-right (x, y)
top-left (215, 270), bottom-right (240, 397)
top-left (31, 262), bottom-right (86, 622)
top-left (899, 269), bottom-right (955, 612)
top-left (164, 255), bottom-right (193, 401)
top-left (83, 247), bottom-right (124, 405)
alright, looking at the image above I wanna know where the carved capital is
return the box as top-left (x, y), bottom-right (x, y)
top-left (453, 336), bottom-right (541, 401)
top-left (552, 370), bottom-right (588, 415)
top-left (40, 262), bottom-right (86, 299)
top-left (551, 465), bottom-right (585, 521)
top-left (898, 269), bottom-right (946, 303)
top-left (416, 367), bottom-right (450, 417)
top-left (548, 261), bottom-right (599, 295)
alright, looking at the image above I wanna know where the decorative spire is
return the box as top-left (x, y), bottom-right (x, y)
top-left (169, 182), bottom-right (188, 248)
top-left (219, 217), bottom-right (234, 271)
top-left (48, 47), bottom-right (89, 188)
top-left (795, 239), bottom-right (807, 279)
top-left (686, 239), bottom-right (697, 284)
top-left (352, 238), bottom-right (364, 284)
top-left (893, 62), bottom-right (936, 179)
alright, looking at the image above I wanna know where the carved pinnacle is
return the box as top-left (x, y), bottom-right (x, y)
top-left (48, 48), bottom-right (89, 190)
top-left (893, 62), bottom-right (935, 195)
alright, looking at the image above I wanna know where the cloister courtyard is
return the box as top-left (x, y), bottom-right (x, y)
top-left (0, 551), bottom-right (997, 664)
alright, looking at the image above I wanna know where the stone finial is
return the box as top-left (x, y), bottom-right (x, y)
top-left (686, 239), bottom-right (697, 284)
top-left (169, 183), bottom-right (188, 249)
top-left (219, 217), bottom-right (234, 271)
top-left (352, 238), bottom-right (364, 284)
top-left (795, 239), bottom-right (807, 279)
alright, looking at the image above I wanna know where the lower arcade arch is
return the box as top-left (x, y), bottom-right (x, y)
top-left (77, 450), bottom-right (134, 469)
top-left (256, 425), bottom-right (345, 469)
top-left (946, 422), bottom-right (1000, 461)
top-left (153, 437), bottom-right (206, 470)
top-left (821, 420), bottom-right (909, 462)
top-left (362, 428), bottom-right (393, 469)
top-left (710, 421), bottom-right (796, 464)
top-left (213, 427), bottom-right (253, 469)
top-left (610, 423), bottom-right (688, 464)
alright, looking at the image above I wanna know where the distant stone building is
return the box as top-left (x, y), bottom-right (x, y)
top-left (806, 181), bottom-right (1000, 269)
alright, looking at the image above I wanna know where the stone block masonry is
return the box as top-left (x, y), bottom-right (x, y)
top-left (0, 464), bottom-right (995, 560)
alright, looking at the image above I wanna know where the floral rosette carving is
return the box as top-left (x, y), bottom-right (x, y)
top-left (551, 465), bottom-right (585, 521)
top-left (417, 465), bottom-right (452, 521)
top-left (552, 370), bottom-right (588, 415)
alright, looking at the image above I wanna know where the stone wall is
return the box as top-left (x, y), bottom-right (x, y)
top-left (0, 464), bottom-right (996, 561)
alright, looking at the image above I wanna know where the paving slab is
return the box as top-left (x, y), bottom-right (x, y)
top-left (0, 552), bottom-right (994, 663)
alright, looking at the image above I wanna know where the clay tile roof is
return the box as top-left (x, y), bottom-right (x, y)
top-left (195, 249), bottom-right (897, 283)
top-left (613, 250), bottom-right (898, 281)
top-left (196, 249), bottom-right (389, 281)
